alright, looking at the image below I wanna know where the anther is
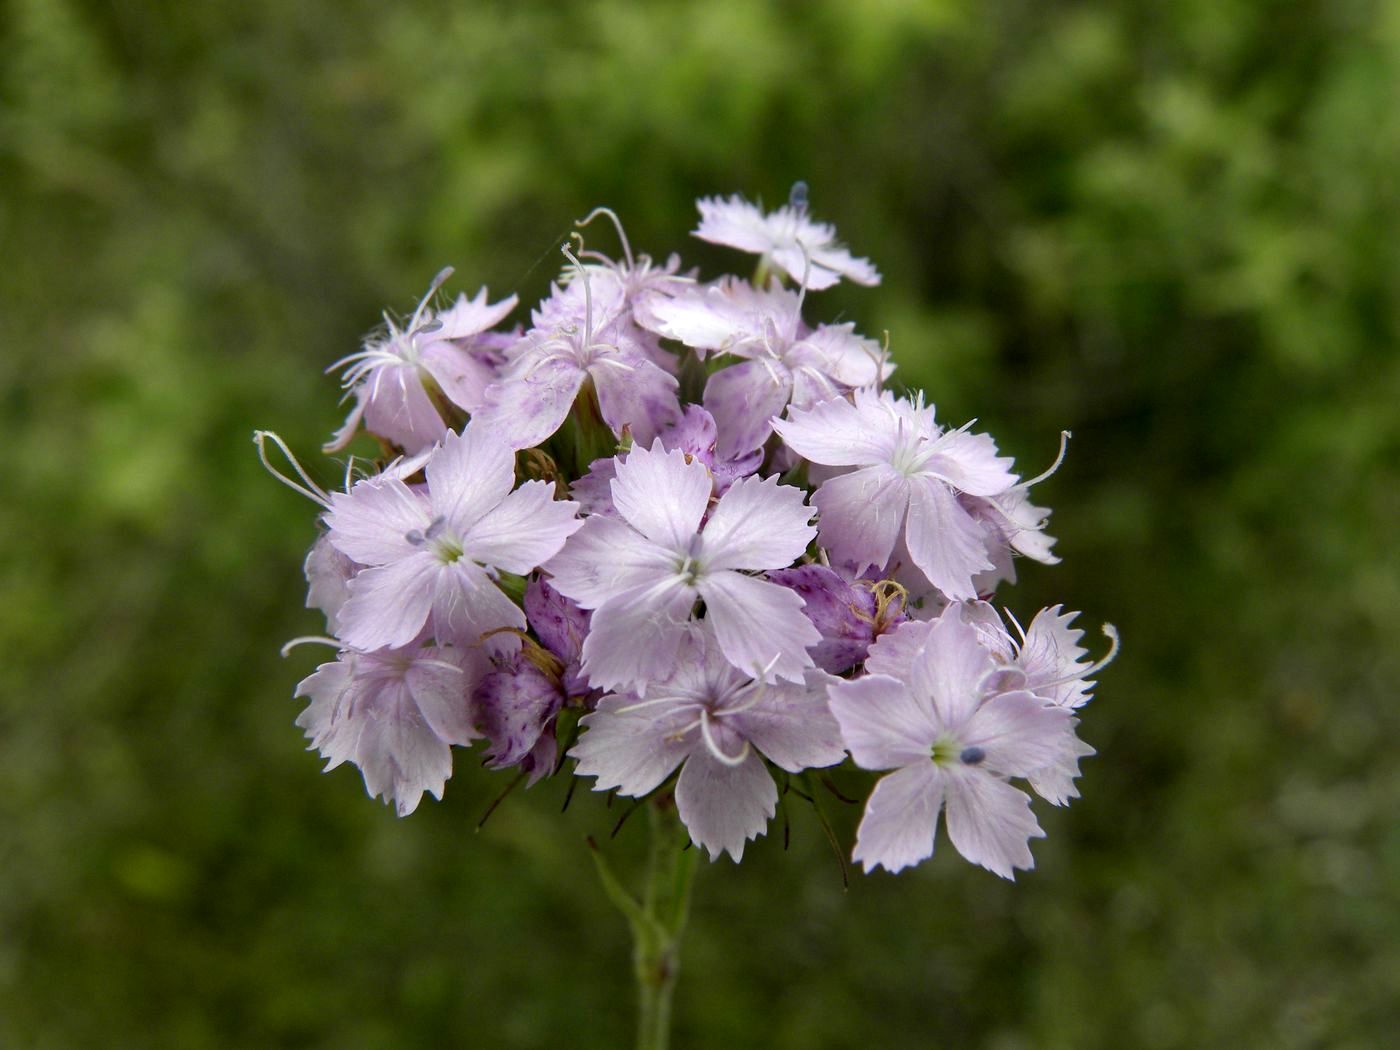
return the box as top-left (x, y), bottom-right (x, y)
top-left (959, 747), bottom-right (986, 766)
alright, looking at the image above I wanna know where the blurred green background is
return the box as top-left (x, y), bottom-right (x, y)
top-left (4, 0), bottom-right (1398, 1046)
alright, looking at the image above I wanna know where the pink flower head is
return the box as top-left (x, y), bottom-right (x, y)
top-left (474, 249), bottom-right (680, 451)
top-left (829, 610), bottom-right (1074, 877)
top-left (325, 424), bottom-right (582, 652)
top-left (775, 388), bottom-right (1034, 602)
top-left (644, 277), bottom-right (889, 458)
top-left (325, 268), bottom-right (517, 453)
top-left (295, 642), bottom-right (488, 816)
top-left (693, 190), bottom-right (881, 290)
top-left (570, 622), bottom-right (845, 860)
top-left (544, 441), bottom-right (821, 691)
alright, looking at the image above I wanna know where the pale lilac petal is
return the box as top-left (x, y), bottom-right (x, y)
top-left (693, 195), bottom-right (781, 255)
top-left (610, 443), bottom-right (710, 550)
top-left (827, 673), bottom-right (938, 769)
top-left (642, 282), bottom-right (760, 354)
top-left (852, 763), bottom-right (943, 874)
top-left (425, 426), bottom-right (517, 535)
top-left (789, 324), bottom-right (885, 392)
top-left (922, 428), bottom-right (1018, 497)
top-left (476, 355), bottom-right (585, 450)
top-left (905, 476), bottom-right (993, 602)
top-left (304, 534), bottom-right (358, 633)
top-left (698, 570), bottom-right (818, 683)
top-left (812, 465), bottom-right (908, 574)
top-left (675, 747), bottom-right (777, 862)
top-left (325, 477), bottom-right (432, 566)
top-left (956, 601), bottom-right (1018, 663)
top-left (701, 474), bottom-right (815, 572)
top-left (351, 685), bottom-right (454, 817)
top-left (569, 457), bottom-right (619, 518)
top-left (907, 612), bottom-right (995, 731)
top-left (432, 287), bottom-right (517, 340)
top-left (361, 363), bottom-right (448, 452)
top-left (544, 516), bottom-right (677, 609)
top-left (774, 393), bottom-right (895, 467)
top-left (337, 552), bottom-right (439, 651)
top-left (703, 359), bottom-right (793, 459)
top-left (460, 480), bottom-right (581, 573)
top-left (429, 559), bottom-right (527, 648)
top-left (403, 646), bottom-right (487, 746)
top-left (862, 618), bottom-right (934, 680)
top-left (1028, 730), bottom-right (1096, 806)
top-left (1019, 606), bottom-right (1094, 708)
top-left (579, 578), bottom-right (697, 691)
top-left (943, 769), bottom-right (1044, 879)
top-left (569, 694), bottom-right (695, 796)
top-left (591, 353), bottom-right (680, 447)
top-left (419, 340), bottom-right (498, 414)
top-left (964, 690), bottom-right (1074, 776)
top-left (726, 671), bottom-right (846, 772)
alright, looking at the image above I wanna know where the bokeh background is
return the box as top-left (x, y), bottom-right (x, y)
top-left (4, 0), bottom-right (1398, 1046)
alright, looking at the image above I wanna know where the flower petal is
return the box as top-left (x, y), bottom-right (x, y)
top-left (675, 746), bottom-right (777, 862)
top-left (827, 673), bottom-right (938, 769)
top-left (326, 476), bottom-right (432, 566)
top-left (610, 443), bottom-right (710, 551)
top-left (907, 612), bottom-right (995, 731)
top-left (812, 465), bottom-right (908, 575)
top-left (726, 671), bottom-right (846, 772)
top-left (460, 480), bottom-right (581, 573)
top-left (578, 577), bottom-right (696, 691)
top-left (569, 694), bottom-right (695, 797)
top-left (337, 552), bottom-right (439, 651)
top-left (852, 763), bottom-right (943, 874)
top-left (425, 425), bottom-right (518, 535)
top-left (544, 516), bottom-right (678, 609)
top-left (905, 475), bottom-right (993, 601)
top-left (703, 359), bottom-right (792, 459)
top-left (698, 570), bottom-right (818, 683)
top-left (702, 474), bottom-right (815, 572)
top-left (943, 769), bottom-right (1043, 879)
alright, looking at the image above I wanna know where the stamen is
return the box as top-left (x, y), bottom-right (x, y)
top-left (612, 694), bottom-right (698, 716)
top-left (1030, 623), bottom-right (1121, 693)
top-left (575, 206), bottom-right (635, 270)
top-left (1003, 606), bottom-right (1028, 645)
top-left (254, 430), bottom-right (332, 509)
top-left (423, 517), bottom-right (447, 540)
top-left (959, 746), bottom-right (986, 766)
top-left (410, 266), bottom-right (455, 332)
top-left (699, 709), bottom-right (751, 767)
top-left (404, 530), bottom-right (425, 546)
top-left (279, 635), bottom-right (343, 657)
top-left (1014, 430), bottom-right (1072, 491)
top-left (560, 240), bottom-right (594, 345)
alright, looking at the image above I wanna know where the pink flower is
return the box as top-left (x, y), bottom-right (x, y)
top-left (570, 623), bottom-right (845, 860)
top-left (693, 192), bottom-right (880, 290)
top-left (828, 610), bottom-right (1073, 877)
top-left (325, 269), bottom-right (517, 453)
top-left (295, 642), bottom-right (488, 816)
top-left (325, 424), bottom-right (582, 651)
top-left (774, 389), bottom-right (1029, 602)
top-left (644, 278), bottom-right (888, 457)
top-left (544, 441), bottom-right (820, 690)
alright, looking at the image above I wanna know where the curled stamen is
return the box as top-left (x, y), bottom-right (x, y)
top-left (575, 206), bottom-right (635, 270)
top-left (699, 709), bottom-right (751, 767)
top-left (560, 241), bottom-right (595, 346)
top-left (1014, 430), bottom-right (1072, 491)
top-left (1030, 624), bottom-right (1121, 693)
top-left (1003, 606), bottom-right (1028, 645)
top-left (410, 265), bottom-right (455, 332)
top-left (254, 430), bottom-right (332, 509)
top-left (280, 635), bottom-right (343, 657)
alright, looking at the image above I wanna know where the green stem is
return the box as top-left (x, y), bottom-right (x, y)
top-left (634, 799), bottom-right (697, 1050)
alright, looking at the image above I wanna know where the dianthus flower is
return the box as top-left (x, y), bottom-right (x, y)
top-left (693, 190), bottom-right (881, 290)
top-left (828, 610), bottom-right (1074, 877)
top-left (571, 622), bottom-right (845, 860)
top-left (325, 424), bottom-right (582, 651)
top-left (775, 388), bottom-right (1040, 602)
top-left (325, 269), bottom-right (517, 453)
top-left (544, 441), bottom-right (819, 690)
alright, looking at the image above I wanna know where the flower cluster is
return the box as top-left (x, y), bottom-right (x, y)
top-left (260, 189), bottom-right (1115, 878)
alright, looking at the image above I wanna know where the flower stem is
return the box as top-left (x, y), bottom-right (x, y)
top-left (588, 795), bottom-right (698, 1050)
top-left (634, 798), bottom-right (697, 1050)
